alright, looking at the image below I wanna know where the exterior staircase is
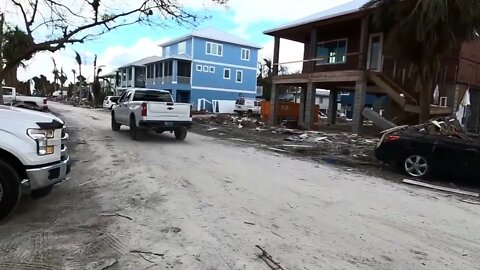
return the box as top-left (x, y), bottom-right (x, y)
top-left (366, 71), bottom-right (452, 115)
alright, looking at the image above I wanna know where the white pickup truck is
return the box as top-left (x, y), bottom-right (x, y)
top-left (2, 86), bottom-right (48, 111)
top-left (111, 88), bottom-right (192, 140)
top-left (0, 106), bottom-right (70, 220)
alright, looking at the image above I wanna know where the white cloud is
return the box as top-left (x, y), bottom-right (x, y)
top-left (224, 0), bottom-right (352, 27)
top-left (259, 39), bottom-right (305, 73)
top-left (17, 37), bottom-right (168, 83)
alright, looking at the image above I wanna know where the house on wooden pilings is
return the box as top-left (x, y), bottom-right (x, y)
top-left (264, 0), bottom-right (480, 133)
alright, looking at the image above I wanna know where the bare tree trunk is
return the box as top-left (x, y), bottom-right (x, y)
top-left (0, 13), bottom-right (4, 105)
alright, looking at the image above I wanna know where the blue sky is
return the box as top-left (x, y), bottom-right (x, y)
top-left (13, 0), bottom-right (352, 82)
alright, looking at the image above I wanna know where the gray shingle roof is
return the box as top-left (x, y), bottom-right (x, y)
top-left (264, 0), bottom-right (370, 34)
top-left (159, 27), bottom-right (262, 49)
top-left (118, 56), bottom-right (163, 68)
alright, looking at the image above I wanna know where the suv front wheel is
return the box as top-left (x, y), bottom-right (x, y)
top-left (0, 160), bottom-right (21, 221)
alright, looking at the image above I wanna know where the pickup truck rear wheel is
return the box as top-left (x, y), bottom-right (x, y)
top-left (174, 127), bottom-right (187, 140)
top-left (130, 116), bottom-right (138, 140)
top-left (0, 160), bottom-right (21, 221)
top-left (111, 112), bottom-right (121, 131)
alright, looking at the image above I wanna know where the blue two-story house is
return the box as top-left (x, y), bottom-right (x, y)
top-left (117, 27), bottom-right (261, 110)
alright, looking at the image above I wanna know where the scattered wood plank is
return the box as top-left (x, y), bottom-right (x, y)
top-left (244, 222), bottom-right (255, 226)
top-left (256, 245), bottom-right (286, 270)
top-left (268, 147), bottom-right (287, 153)
top-left (101, 213), bottom-right (133, 221)
top-left (403, 179), bottom-right (480, 197)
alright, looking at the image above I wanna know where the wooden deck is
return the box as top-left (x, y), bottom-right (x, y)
top-left (273, 70), bottom-right (363, 84)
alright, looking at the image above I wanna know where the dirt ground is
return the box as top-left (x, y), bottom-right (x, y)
top-left (0, 103), bottom-right (479, 270)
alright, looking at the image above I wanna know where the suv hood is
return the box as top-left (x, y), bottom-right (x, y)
top-left (0, 105), bottom-right (64, 128)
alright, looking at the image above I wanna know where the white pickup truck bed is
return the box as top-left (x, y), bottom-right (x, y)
top-left (111, 88), bottom-right (192, 140)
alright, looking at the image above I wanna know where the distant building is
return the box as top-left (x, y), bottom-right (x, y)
top-left (116, 27), bottom-right (261, 111)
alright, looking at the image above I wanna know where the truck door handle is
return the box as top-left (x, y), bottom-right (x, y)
top-left (167, 107), bottom-right (173, 110)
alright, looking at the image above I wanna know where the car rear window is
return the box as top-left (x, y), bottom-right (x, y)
top-left (132, 90), bottom-right (173, 102)
top-left (110, 97), bottom-right (119, 103)
top-left (236, 99), bottom-right (245, 105)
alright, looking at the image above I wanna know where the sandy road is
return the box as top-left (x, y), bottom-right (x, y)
top-left (0, 102), bottom-right (479, 270)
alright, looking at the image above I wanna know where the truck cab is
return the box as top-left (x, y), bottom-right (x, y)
top-left (2, 86), bottom-right (48, 111)
top-left (0, 106), bottom-right (70, 220)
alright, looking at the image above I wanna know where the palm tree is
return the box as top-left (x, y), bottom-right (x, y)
top-left (59, 68), bottom-right (67, 100)
top-left (52, 57), bottom-right (58, 96)
top-left (363, 0), bottom-right (480, 123)
top-left (74, 51), bottom-right (82, 105)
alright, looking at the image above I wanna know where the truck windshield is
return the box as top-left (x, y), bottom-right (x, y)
top-left (133, 91), bottom-right (173, 102)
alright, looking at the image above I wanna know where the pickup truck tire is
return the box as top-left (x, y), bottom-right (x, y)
top-left (174, 127), bottom-right (187, 140)
top-left (0, 160), bottom-right (21, 221)
top-left (111, 112), bottom-right (121, 131)
top-left (130, 116), bottom-right (138, 140)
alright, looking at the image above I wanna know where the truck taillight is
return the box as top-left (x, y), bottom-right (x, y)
top-left (386, 135), bottom-right (400, 142)
top-left (141, 102), bottom-right (147, 117)
top-left (43, 99), bottom-right (47, 104)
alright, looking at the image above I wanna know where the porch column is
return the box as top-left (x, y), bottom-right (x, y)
top-left (131, 67), bottom-right (135, 87)
top-left (269, 83), bottom-right (278, 126)
top-left (308, 28), bottom-right (318, 73)
top-left (173, 60), bottom-right (178, 83)
top-left (153, 64), bottom-right (156, 85)
top-left (162, 62), bottom-right (165, 84)
top-left (352, 80), bottom-right (367, 134)
top-left (299, 86), bottom-right (306, 126)
top-left (304, 81), bottom-right (316, 129)
top-left (328, 89), bottom-right (338, 125)
top-left (269, 36), bottom-right (281, 126)
top-left (272, 36), bottom-right (280, 75)
top-left (358, 16), bottom-right (369, 70)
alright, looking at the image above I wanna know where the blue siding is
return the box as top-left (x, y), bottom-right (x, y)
top-left (191, 62), bottom-right (256, 92)
top-left (192, 37), bottom-right (258, 68)
top-left (163, 38), bottom-right (193, 57)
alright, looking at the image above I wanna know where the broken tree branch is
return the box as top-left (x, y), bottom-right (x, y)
top-left (130, 250), bottom-right (165, 257)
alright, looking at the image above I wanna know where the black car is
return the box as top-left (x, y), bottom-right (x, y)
top-left (375, 123), bottom-right (480, 179)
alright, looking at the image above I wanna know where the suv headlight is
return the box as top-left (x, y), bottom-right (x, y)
top-left (27, 129), bottom-right (55, 155)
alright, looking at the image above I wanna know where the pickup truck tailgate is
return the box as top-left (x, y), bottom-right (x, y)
top-left (147, 102), bottom-right (191, 121)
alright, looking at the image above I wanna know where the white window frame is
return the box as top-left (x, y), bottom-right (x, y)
top-left (366, 33), bottom-right (384, 72)
top-left (203, 65), bottom-right (209, 72)
top-left (206, 42), bottom-right (223, 56)
top-left (316, 38), bottom-right (348, 66)
top-left (241, 48), bottom-right (250, 61)
top-left (209, 66), bottom-right (215, 73)
top-left (178, 41), bottom-right (187, 55)
top-left (236, 70), bottom-right (243, 83)
top-left (196, 64), bottom-right (203, 72)
top-left (223, 68), bottom-right (231, 79)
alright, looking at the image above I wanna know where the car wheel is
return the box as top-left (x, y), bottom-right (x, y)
top-left (111, 112), bottom-right (121, 131)
top-left (174, 127), bottom-right (187, 140)
top-left (404, 154), bottom-right (430, 178)
top-left (247, 110), bottom-right (253, 117)
top-left (0, 160), bottom-right (21, 221)
top-left (130, 116), bottom-right (138, 140)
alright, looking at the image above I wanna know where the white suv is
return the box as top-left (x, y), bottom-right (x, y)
top-left (103, 96), bottom-right (120, 109)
